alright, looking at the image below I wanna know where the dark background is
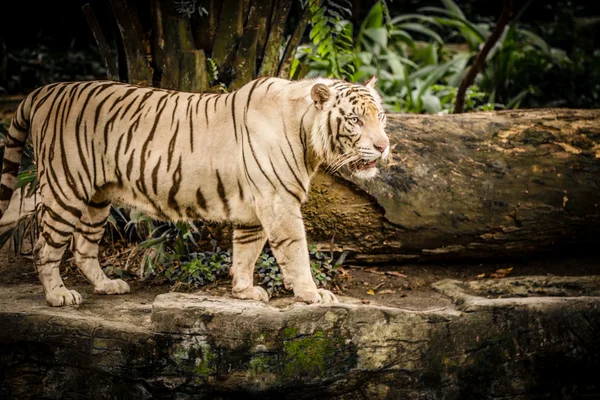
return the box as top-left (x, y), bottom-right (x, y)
top-left (1, 0), bottom-right (599, 107)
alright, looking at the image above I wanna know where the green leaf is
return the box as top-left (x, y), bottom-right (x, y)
top-left (390, 14), bottom-right (440, 26)
top-left (364, 27), bottom-right (388, 49)
top-left (389, 29), bottom-right (415, 48)
top-left (421, 94), bottom-right (442, 113)
top-left (506, 88), bottom-right (533, 109)
top-left (519, 28), bottom-right (552, 55)
top-left (441, 0), bottom-right (466, 18)
top-left (396, 22), bottom-right (443, 44)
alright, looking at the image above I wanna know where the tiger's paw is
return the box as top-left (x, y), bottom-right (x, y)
top-left (46, 288), bottom-right (83, 307)
top-left (295, 288), bottom-right (339, 304)
top-left (232, 286), bottom-right (269, 302)
top-left (94, 279), bottom-right (130, 295)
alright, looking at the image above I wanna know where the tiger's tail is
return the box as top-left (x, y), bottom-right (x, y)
top-left (0, 95), bottom-right (33, 219)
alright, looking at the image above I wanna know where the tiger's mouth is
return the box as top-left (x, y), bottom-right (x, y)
top-left (351, 159), bottom-right (378, 171)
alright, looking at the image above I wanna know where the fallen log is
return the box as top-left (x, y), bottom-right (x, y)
top-left (304, 109), bottom-right (600, 262)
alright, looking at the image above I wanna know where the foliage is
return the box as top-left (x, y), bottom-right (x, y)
top-left (301, 0), bottom-right (582, 113)
top-left (303, 0), bottom-right (356, 79)
top-left (256, 251), bottom-right (285, 295)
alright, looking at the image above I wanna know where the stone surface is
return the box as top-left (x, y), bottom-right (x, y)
top-left (0, 277), bottom-right (599, 399)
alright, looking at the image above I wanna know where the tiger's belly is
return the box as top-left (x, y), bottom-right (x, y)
top-left (108, 184), bottom-right (259, 226)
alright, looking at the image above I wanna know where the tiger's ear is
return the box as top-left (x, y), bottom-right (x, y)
top-left (311, 83), bottom-right (331, 110)
top-left (364, 75), bottom-right (378, 89)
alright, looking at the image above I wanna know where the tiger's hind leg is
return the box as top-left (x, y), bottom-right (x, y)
top-left (35, 204), bottom-right (83, 307)
top-left (231, 225), bottom-right (269, 302)
top-left (73, 197), bottom-right (130, 295)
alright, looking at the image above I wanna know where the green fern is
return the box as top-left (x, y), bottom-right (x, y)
top-left (206, 58), bottom-right (219, 84)
top-left (307, 0), bottom-right (356, 79)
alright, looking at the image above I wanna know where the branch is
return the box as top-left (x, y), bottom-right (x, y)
top-left (453, 0), bottom-right (514, 114)
top-left (82, 4), bottom-right (119, 81)
top-left (277, 4), bottom-right (311, 79)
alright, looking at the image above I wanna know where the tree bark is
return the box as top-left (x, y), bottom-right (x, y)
top-left (303, 108), bottom-right (600, 262)
top-left (108, 0), bottom-right (153, 86)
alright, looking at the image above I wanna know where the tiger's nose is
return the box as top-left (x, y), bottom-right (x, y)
top-left (374, 140), bottom-right (390, 159)
top-left (374, 143), bottom-right (387, 153)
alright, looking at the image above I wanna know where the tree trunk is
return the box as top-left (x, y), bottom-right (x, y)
top-left (86, 0), bottom-right (311, 91)
top-left (303, 108), bottom-right (600, 263)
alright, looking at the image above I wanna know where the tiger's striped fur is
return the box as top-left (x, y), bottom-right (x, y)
top-left (0, 77), bottom-right (389, 307)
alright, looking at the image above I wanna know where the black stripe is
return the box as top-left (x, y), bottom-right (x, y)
top-left (170, 95), bottom-right (180, 129)
top-left (299, 108), bottom-right (311, 175)
top-left (87, 198), bottom-right (111, 209)
top-left (231, 91), bottom-right (238, 142)
top-left (265, 81), bottom-right (275, 95)
top-left (269, 158), bottom-right (302, 203)
top-left (114, 134), bottom-right (125, 185)
top-left (240, 124), bottom-right (260, 192)
top-left (188, 100), bottom-right (194, 152)
top-left (45, 206), bottom-right (76, 228)
top-left (42, 231), bottom-right (69, 249)
top-left (279, 146), bottom-right (306, 194)
top-left (234, 230), bottom-right (264, 242)
top-left (283, 123), bottom-right (300, 171)
top-left (246, 125), bottom-right (277, 190)
top-left (216, 170), bottom-right (230, 217)
top-left (196, 188), bottom-right (207, 210)
top-left (0, 183), bottom-right (14, 200)
top-left (79, 215), bottom-right (109, 229)
top-left (234, 236), bottom-right (266, 245)
top-left (167, 158), bottom-right (182, 215)
top-left (125, 115), bottom-right (141, 153)
top-left (2, 158), bottom-right (20, 174)
top-left (45, 222), bottom-right (74, 237)
top-left (204, 95), bottom-right (210, 127)
top-left (151, 157), bottom-right (162, 194)
top-left (126, 151), bottom-right (135, 180)
top-left (236, 225), bottom-right (263, 232)
top-left (167, 120), bottom-right (179, 170)
top-left (237, 179), bottom-right (245, 201)
top-left (270, 237), bottom-right (301, 251)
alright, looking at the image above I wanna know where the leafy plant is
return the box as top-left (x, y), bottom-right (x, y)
top-left (164, 244), bottom-right (231, 287)
top-left (302, 0), bottom-right (356, 79)
top-left (256, 251), bottom-right (285, 295)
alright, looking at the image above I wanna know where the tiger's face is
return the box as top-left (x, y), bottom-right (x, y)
top-left (311, 77), bottom-right (390, 179)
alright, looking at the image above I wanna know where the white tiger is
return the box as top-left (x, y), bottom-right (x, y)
top-left (0, 76), bottom-right (389, 306)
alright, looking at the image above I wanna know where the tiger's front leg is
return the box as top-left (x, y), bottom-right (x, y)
top-left (256, 197), bottom-right (338, 304)
top-left (231, 225), bottom-right (269, 302)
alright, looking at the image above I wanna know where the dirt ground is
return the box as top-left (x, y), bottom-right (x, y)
top-left (2, 243), bottom-right (599, 311)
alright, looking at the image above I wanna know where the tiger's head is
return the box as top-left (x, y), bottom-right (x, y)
top-left (310, 76), bottom-right (389, 179)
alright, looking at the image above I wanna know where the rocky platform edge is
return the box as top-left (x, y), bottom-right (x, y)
top-left (0, 277), bottom-right (599, 399)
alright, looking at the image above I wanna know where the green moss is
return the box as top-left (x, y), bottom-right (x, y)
top-left (281, 327), bottom-right (299, 341)
top-left (282, 331), bottom-right (343, 378)
top-left (248, 354), bottom-right (276, 375)
top-left (193, 342), bottom-right (216, 378)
